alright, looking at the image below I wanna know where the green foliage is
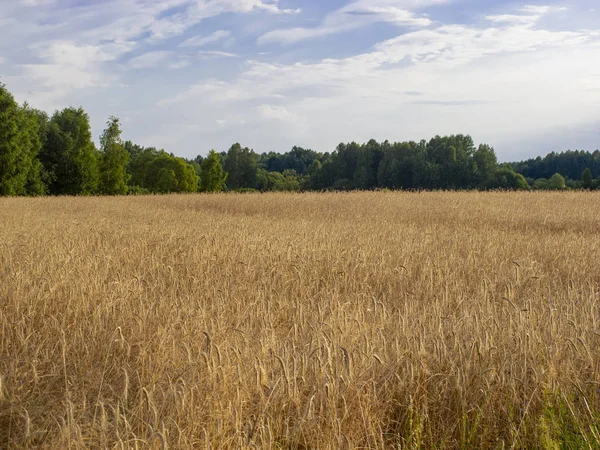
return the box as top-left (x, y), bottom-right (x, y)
top-left (99, 117), bottom-right (130, 195)
top-left (223, 143), bottom-right (258, 190)
top-left (533, 178), bottom-right (549, 190)
top-left (145, 152), bottom-right (199, 193)
top-left (127, 185), bottom-right (150, 195)
top-left (548, 173), bottom-right (567, 191)
top-left (258, 146), bottom-right (322, 175)
top-left (2, 80), bottom-right (598, 196)
top-left (21, 105), bottom-right (47, 196)
top-left (512, 149), bottom-right (600, 180)
top-left (332, 178), bottom-right (353, 191)
top-left (536, 393), bottom-right (599, 450)
top-left (473, 144), bottom-right (499, 188)
top-left (582, 168), bottom-right (593, 190)
top-left (307, 160), bottom-right (323, 189)
top-left (0, 85), bottom-right (45, 196)
top-left (127, 146), bottom-right (161, 189)
top-left (377, 141), bottom-right (421, 189)
top-left (155, 167), bottom-right (177, 193)
top-left (302, 135), bottom-right (484, 191)
top-left (486, 166), bottom-right (530, 190)
top-left (127, 146), bottom-right (199, 193)
top-left (200, 150), bottom-right (227, 192)
top-left (40, 107), bottom-right (99, 195)
top-left (256, 168), bottom-right (302, 191)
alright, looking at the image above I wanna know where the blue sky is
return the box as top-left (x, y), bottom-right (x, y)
top-left (0, 0), bottom-right (599, 160)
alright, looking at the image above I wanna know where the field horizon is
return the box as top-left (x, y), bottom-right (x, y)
top-left (1, 191), bottom-right (600, 449)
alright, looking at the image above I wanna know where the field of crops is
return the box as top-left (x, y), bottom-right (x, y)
top-left (1, 192), bottom-right (600, 449)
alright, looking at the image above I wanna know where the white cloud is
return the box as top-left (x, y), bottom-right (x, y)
top-left (2, 0), bottom-right (600, 159)
top-left (485, 14), bottom-right (540, 26)
top-left (78, 0), bottom-right (299, 44)
top-left (258, 0), bottom-right (439, 45)
top-left (197, 50), bottom-right (238, 59)
top-left (14, 40), bottom-right (132, 106)
top-left (157, 10), bottom-right (600, 156)
top-left (168, 60), bottom-right (192, 70)
top-left (20, 0), bottom-right (55, 5)
top-left (179, 30), bottom-right (231, 48)
top-left (0, 0), bottom-right (296, 110)
top-left (129, 51), bottom-right (173, 69)
top-left (129, 50), bottom-right (194, 69)
top-left (256, 104), bottom-right (299, 123)
top-left (486, 4), bottom-right (568, 27)
top-left (520, 5), bottom-right (567, 14)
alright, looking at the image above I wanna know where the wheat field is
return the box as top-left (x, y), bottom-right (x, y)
top-left (1, 192), bottom-right (599, 449)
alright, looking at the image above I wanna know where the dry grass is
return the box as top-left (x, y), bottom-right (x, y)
top-left (1, 192), bottom-right (600, 449)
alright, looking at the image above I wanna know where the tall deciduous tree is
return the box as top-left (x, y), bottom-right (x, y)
top-left (0, 85), bottom-right (45, 196)
top-left (201, 150), bottom-right (227, 192)
top-left (40, 107), bottom-right (99, 195)
top-left (99, 117), bottom-right (130, 195)
top-left (224, 143), bottom-right (257, 190)
top-left (582, 168), bottom-right (593, 190)
top-left (473, 144), bottom-right (498, 188)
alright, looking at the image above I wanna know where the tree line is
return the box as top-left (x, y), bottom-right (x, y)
top-left (1, 83), bottom-right (599, 196)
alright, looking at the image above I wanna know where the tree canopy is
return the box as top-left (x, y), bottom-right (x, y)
top-left (200, 150), bottom-right (227, 192)
top-left (99, 117), bottom-right (130, 195)
top-left (39, 107), bottom-right (99, 195)
top-left (0, 82), bottom-right (599, 196)
top-left (0, 85), bottom-right (45, 196)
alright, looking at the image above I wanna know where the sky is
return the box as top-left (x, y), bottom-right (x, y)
top-left (0, 0), bottom-right (599, 161)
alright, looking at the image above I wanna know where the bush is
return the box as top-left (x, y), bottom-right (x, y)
top-left (548, 173), bottom-right (566, 190)
top-left (127, 185), bottom-right (150, 195)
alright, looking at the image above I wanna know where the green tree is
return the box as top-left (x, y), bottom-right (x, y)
top-left (126, 144), bottom-right (199, 193)
top-left (144, 152), bottom-right (199, 193)
top-left (307, 160), bottom-right (326, 190)
top-left (127, 146), bottom-right (161, 189)
top-left (0, 85), bottom-right (45, 196)
top-left (177, 158), bottom-right (200, 193)
top-left (224, 143), bottom-right (257, 190)
top-left (279, 169), bottom-right (301, 191)
top-left (155, 167), bottom-right (177, 193)
top-left (40, 107), bottom-right (99, 195)
top-left (548, 173), bottom-right (566, 190)
top-left (582, 168), bottom-right (593, 190)
top-left (377, 141), bottom-right (420, 189)
top-left (510, 150), bottom-right (600, 181)
top-left (200, 150), bottom-right (227, 192)
top-left (473, 144), bottom-right (498, 188)
top-left (486, 166), bottom-right (529, 190)
top-left (99, 117), bottom-right (130, 195)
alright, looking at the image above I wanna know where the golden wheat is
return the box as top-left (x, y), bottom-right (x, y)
top-left (1, 192), bottom-right (600, 449)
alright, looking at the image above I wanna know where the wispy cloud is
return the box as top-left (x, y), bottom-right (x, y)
top-left (258, 0), bottom-right (444, 45)
top-left (179, 30), bottom-right (231, 48)
top-left (197, 50), bottom-right (238, 59)
top-left (1, 0), bottom-right (599, 158)
top-left (0, 0), bottom-right (297, 109)
top-left (158, 5), bottom-right (600, 154)
top-left (129, 51), bottom-right (169, 69)
top-left (486, 4), bottom-right (568, 27)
